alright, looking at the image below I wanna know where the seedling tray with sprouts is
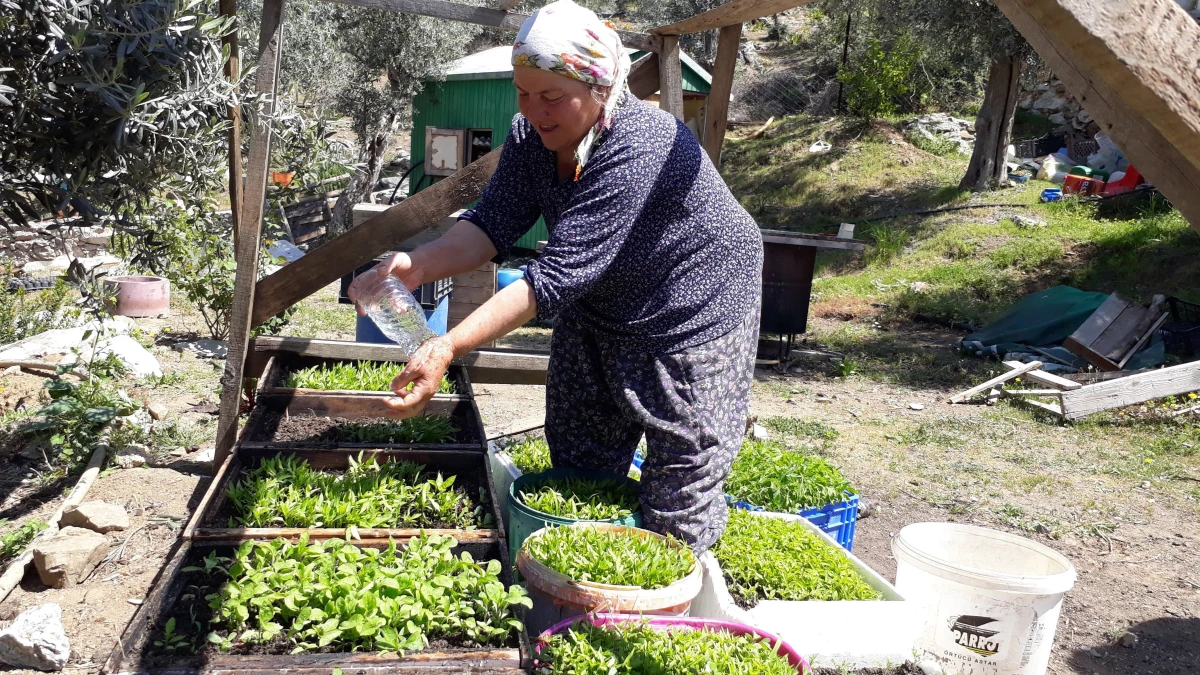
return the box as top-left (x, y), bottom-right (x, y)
top-left (260, 352), bottom-right (473, 401)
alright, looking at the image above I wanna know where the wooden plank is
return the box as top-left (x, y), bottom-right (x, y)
top-left (1117, 312), bottom-right (1170, 369)
top-left (703, 23), bottom-right (742, 165)
top-left (651, 0), bottom-right (815, 35)
top-left (324, 0), bottom-right (656, 52)
top-left (450, 286), bottom-right (496, 305)
top-left (252, 337), bottom-right (548, 373)
top-left (192, 528), bottom-right (499, 543)
top-left (628, 52), bottom-right (660, 100)
top-left (214, 0), bottom-right (286, 470)
top-left (1002, 389), bottom-right (1068, 397)
top-left (1009, 395), bottom-right (1066, 418)
top-left (658, 36), bottom-right (685, 122)
top-left (251, 147), bottom-right (502, 327)
top-left (1061, 360), bottom-right (1200, 420)
top-left (1091, 306), bottom-right (1151, 362)
top-left (181, 451), bottom-right (237, 541)
top-left (949, 361), bottom-right (1043, 403)
top-left (760, 229), bottom-right (867, 251)
top-left (993, 0), bottom-right (1200, 232)
top-left (1064, 293), bottom-right (1132, 371)
top-left (452, 268), bottom-right (498, 289)
top-left (1003, 361), bottom-right (1083, 390)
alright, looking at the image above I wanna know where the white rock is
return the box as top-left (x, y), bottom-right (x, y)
top-left (1048, 112), bottom-right (1067, 125)
top-left (1032, 90), bottom-right (1066, 111)
top-left (918, 659), bottom-right (944, 675)
top-left (0, 317), bottom-right (131, 362)
top-left (1012, 215), bottom-right (1047, 229)
top-left (31, 526), bottom-right (109, 588)
top-left (3, 365), bottom-right (21, 375)
top-left (60, 501), bottom-right (129, 533)
top-left (146, 401), bottom-right (169, 421)
top-left (0, 604), bottom-right (70, 671)
top-left (63, 334), bottom-right (162, 379)
top-left (171, 339), bottom-right (228, 359)
top-left (751, 424), bottom-right (770, 440)
top-left (115, 444), bottom-right (150, 469)
top-left (909, 402), bottom-right (925, 411)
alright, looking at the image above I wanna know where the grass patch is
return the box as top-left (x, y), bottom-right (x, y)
top-left (182, 535), bottom-right (529, 654)
top-left (0, 520), bottom-right (47, 565)
top-left (536, 620), bottom-right (796, 674)
top-left (503, 437), bottom-right (552, 474)
top-left (225, 454), bottom-right (484, 529)
top-left (335, 416), bottom-right (458, 444)
top-left (712, 511), bottom-right (882, 606)
top-left (284, 361), bottom-right (454, 394)
top-left (761, 417), bottom-right (839, 442)
top-left (523, 526), bottom-right (693, 589)
top-left (726, 440), bottom-right (855, 512)
top-left (517, 476), bottom-right (639, 521)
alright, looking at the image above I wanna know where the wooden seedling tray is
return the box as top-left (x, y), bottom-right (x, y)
top-left (102, 538), bottom-right (530, 675)
top-left (240, 394), bottom-right (486, 452)
top-left (183, 446), bottom-right (505, 545)
top-left (259, 351), bottom-right (474, 401)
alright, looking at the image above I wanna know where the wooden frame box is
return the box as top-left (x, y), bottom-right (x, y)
top-left (259, 351), bottom-right (474, 401)
top-left (183, 447), bottom-right (504, 545)
top-left (103, 539), bottom-right (529, 674)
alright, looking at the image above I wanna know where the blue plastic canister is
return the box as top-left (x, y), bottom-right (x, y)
top-left (1040, 188), bottom-right (1063, 203)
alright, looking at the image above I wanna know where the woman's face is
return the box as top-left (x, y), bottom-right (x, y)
top-left (513, 66), bottom-right (603, 154)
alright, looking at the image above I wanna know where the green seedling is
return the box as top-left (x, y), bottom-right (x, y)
top-left (505, 437), bottom-right (552, 474)
top-left (225, 453), bottom-right (484, 529)
top-left (336, 415), bottom-right (458, 444)
top-left (518, 477), bottom-right (639, 521)
top-left (535, 620), bottom-right (796, 674)
top-left (725, 440), bottom-right (855, 512)
top-left (712, 510), bottom-right (882, 606)
top-left (285, 361), bottom-right (454, 394)
top-left (186, 534), bottom-right (529, 655)
top-left (0, 519), bottom-right (47, 565)
top-left (524, 526), bottom-right (693, 589)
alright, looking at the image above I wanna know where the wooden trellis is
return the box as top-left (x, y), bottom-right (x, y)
top-left (213, 0), bottom-right (818, 467)
top-left (215, 0), bottom-right (1200, 468)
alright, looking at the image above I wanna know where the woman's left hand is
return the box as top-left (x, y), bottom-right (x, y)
top-left (385, 336), bottom-right (456, 416)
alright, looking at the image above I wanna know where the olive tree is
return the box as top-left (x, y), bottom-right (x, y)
top-left (327, 9), bottom-right (480, 234)
top-left (0, 0), bottom-right (236, 229)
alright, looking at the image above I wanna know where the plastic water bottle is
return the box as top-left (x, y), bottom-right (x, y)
top-left (354, 271), bottom-right (437, 355)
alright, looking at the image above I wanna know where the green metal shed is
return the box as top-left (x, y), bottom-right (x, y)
top-left (409, 46), bottom-right (712, 252)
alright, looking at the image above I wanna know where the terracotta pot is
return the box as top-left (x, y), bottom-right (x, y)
top-left (271, 171), bottom-right (295, 187)
top-left (104, 275), bottom-right (170, 317)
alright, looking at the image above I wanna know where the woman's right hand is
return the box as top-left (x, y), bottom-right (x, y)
top-left (347, 252), bottom-right (424, 316)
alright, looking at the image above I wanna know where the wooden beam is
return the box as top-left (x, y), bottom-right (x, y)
top-left (214, 0), bottom-right (287, 470)
top-left (993, 0), bottom-right (1200, 231)
top-left (219, 0), bottom-right (242, 246)
top-left (628, 52), bottom-right (660, 100)
top-left (324, 0), bottom-right (657, 52)
top-left (658, 35), bottom-right (684, 122)
top-left (949, 361), bottom-right (1042, 403)
top-left (650, 0), bottom-right (814, 35)
top-left (251, 148), bottom-right (502, 326)
top-left (702, 23), bottom-right (741, 166)
top-left (1061, 360), bottom-right (1200, 420)
top-left (1002, 361), bottom-right (1082, 390)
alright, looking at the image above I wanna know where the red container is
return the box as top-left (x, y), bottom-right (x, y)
top-left (1062, 173), bottom-right (1106, 196)
top-left (1103, 165), bottom-right (1143, 196)
top-left (103, 275), bottom-right (170, 317)
top-left (535, 613), bottom-right (810, 673)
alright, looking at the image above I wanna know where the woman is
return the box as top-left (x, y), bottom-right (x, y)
top-left (348, 0), bottom-right (762, 552)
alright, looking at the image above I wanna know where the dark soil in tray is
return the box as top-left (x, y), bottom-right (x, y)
top-left (247, 411), bottom-right (476, 446)
top-left (813, 664), bottom-right (923, 675)
top-left (202, 461), bottom-right (488, 530)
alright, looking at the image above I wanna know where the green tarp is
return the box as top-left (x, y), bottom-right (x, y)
top-left (959, 285), bottom-right (1164, 370)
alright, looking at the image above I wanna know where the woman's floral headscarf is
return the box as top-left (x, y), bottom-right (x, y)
top-left (512, 0), bottom-right (630, 168)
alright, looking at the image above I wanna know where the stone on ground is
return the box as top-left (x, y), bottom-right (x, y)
top-left (31, 526), bottom-right (108, 588)
top-left (60, 501), bottom-right (128, 533)
top-left (145, 401), bottom-right (169, 421)
top-left (0, 604), bottom-right (70, 671)
top-left (115, 443), bottom-right (150, 469)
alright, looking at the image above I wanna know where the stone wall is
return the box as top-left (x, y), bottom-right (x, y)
top-left (1, 220), bottom-right (112, 268)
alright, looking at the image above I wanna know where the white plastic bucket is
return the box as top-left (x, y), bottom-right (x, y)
top-left (892, 523), bottom-right (1076, 675)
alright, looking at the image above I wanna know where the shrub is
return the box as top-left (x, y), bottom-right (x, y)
top-left (523, 526), bottom-right (693, 589)
top-left (518, 477), bottom-right (639, 521)
top-left (725, 440), bottom-right (855, 512)
top-left (23, 351), bottom-right (138, 465)
top-left (0, 520), bottom-right (47, 565)
top-left (837, 33), bottom-right (922, 119)
top-left (712, 511), bottom-right (882, 606)
top-left (225, 453), bottom-right (484, 529)
top-left (188, 535), bottom-right (529, 654)
top-left (536, 620), bottom-right (797, 674)
top-left (0, 275), bottom-right (80, 346)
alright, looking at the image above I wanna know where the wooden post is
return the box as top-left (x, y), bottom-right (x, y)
top-left (214, 0), bottom-right (287, 470)
top-left (659, 35), bottom-right (685, 122)
top-left (992, 0), bottom-right (1200, 231)
top-left (219, 0), bottom-right (242, 247)
top-left (703, 23), bottom-right (742, 166)
top-left (650, 0), bottom-right (816, 35)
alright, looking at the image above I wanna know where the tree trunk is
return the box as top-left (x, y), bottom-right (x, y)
top-left (960, 56), bottom-right (1022, 191)
top-left (329, 111), bottom-right (400, 235)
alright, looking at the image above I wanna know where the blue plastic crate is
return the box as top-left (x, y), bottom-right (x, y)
top-left (728, 492), bottom-right (860, 552)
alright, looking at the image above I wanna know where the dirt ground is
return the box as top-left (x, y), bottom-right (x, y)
top-left (1, 288), bottom-right (1197, 674)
